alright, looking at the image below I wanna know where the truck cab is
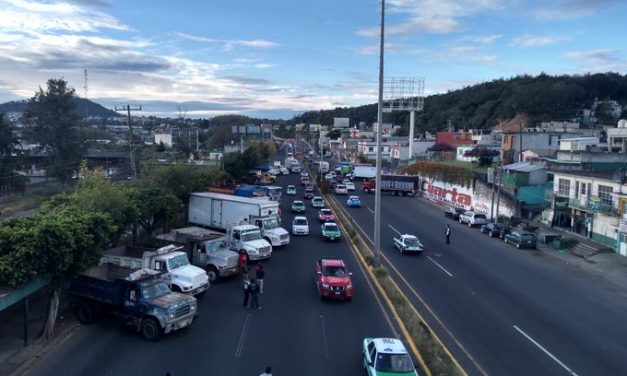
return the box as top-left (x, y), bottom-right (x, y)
top-left (253, 216), bottom-right (290, 247)
top-left (140, 246), bottom-right (210, 296)
top-left (229, 224), bottom-right (273, 261)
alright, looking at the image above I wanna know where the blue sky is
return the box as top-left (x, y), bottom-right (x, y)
top-left (0, 0), bottom-right (626, 119)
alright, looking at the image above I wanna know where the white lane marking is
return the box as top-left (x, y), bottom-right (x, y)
top-left (367, 207), bottom-right (374, 214)
top-left (319, 315), bottom-right (329, 358)
top-left (426, 256), bottom-right (453, 277)
top-left (388, 224), bottom-right (401, 236)
top-left (235, 314), bottom-right (251, 358)
top-left (513, 325), bottom-right (579, 376)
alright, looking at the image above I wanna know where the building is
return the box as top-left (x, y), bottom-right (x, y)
top-left (435, 131), bottom-right (474, 148)
top-left (357, 140), bottom-right (392, 161)
top-left (455, 144), bottom-right (501, 163)
top-left (501, 129), bottom-right (593, 164)
top-left (607, 119), bottom-right (627, 152)
top-left (333, 118), bottom-right (350, 129)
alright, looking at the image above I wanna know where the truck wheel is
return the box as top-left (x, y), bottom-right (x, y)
top-left (170, 285), bottom-right (182, 293)
top-left (206, 265), bottom-right (220, 283)
top-left (140, 318), bottom-right (162, 341)
top-left (76, 301), bottom-right (97, 324)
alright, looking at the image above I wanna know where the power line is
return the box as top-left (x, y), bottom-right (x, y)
top-left (114, 105), bottom-right (142, 179)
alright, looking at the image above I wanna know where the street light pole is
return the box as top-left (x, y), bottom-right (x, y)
top-left (373, 0), bottom-right (385, 267)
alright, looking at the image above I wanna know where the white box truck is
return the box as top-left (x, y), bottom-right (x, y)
top-left (353, 165), bottom-right (377, 180)
top-left (189, 192), bottom-right (290, 247)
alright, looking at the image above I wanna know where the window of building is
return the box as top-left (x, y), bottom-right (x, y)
top-left (580, 182), bottom-right (586, 196)
top-left (598, 185), bottom-right (613, 205)
top-left (557, 178), bottom-right (570, 196)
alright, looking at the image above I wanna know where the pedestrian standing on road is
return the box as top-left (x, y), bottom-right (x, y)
top-left (239, 250), bottom-right (249, 276)
top-left (445, 224), bottom-right (451, 244)
top-left (242, 276), bottom-right (251, 308)
top-left (255, 264), bottom-right (265, 294)
top-left (260, 366), bottom-right (272, 376)
top-left (249, 278), bottom-right (261, 309)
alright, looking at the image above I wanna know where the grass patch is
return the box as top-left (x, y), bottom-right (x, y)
top-left (0, 180), bottom-right (69, 217)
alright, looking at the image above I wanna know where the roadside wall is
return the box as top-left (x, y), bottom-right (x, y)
top-left (420, 178), bottom-right (517, 219)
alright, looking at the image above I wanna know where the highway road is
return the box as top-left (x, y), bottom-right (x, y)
top-left (330, 186), bottom-right (627, 376)
top-left (25, 171), bottom-right (406, 376)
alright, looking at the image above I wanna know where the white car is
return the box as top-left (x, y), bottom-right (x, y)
top-left (459, 211), bottom-right (489, 227)
top-left (280, 167), bottom-right (290, 175)
top-left (292, 216), bottom-right (309, 236)
top-left (268, 167), bottom-right (280, 176)
top-left (363, 338), bottom-right (418, 376)
top-left (393, 234), bottom-right (424, 254)
top-left (324, 173), bottom-right (334, 181)
top-left (300, 172), bottom-right (309, 178)
top-left (345, 182), bottom-right (355, 191)
top-left (311, 196), bottom-right (325, 208)
top-left (291, 165), bottom-right (302, 173)
top-left (334, 184), bottom-right (348, 195)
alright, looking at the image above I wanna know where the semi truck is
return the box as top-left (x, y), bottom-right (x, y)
top-left (101, 244), bottom-right (210, 296)
top-left (155, 227), bottom-right (240, 283)
top-left (69, 264), bottom-right (198, 341)
top-left (361, 174), bottom-right (420, 196)
top-left (188, 192), bottom-right (289, 247)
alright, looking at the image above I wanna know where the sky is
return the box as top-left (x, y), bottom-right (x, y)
top-left (0, 0), bottom-right (626, 119)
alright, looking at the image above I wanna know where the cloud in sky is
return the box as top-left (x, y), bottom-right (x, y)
top-left (564, 49), bottom-right (627, 72)
top-left (510, 35), bottom-right (569, 47)
top-left (535, 0), bottom-right (623, 20)
top-left (173, 32), bottom-right (280, 50)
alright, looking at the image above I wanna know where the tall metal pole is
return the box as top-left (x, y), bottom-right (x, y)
top-left (373, 0), bottom-right (385, 266)
top-left (409, 110), bottom-right (415, 160)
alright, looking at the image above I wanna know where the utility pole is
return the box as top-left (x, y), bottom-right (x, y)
top-left (115, 105), bottom-right (142, 179)
top-left (373, 0), bottom-right (385, 267)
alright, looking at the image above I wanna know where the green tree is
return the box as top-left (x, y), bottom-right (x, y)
top-left (0, 114), bottom-right (27, 195)
top-left (24, 79), bottom-right (86, 184)
top-left (128, 185), bottom-right (179, 240)
top-left (0, 209), bottom-right (116, 339)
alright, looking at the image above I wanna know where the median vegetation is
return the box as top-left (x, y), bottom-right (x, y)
top-left (323, 187), bottom-right (464, 376)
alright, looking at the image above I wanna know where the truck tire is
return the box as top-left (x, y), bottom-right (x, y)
top-left (76, 300), bottom-right (98, 324)
top-left (170, 285), bottom-right (182, 293)
top-left (206, 265), bottom-right (220, 283)
top-left (141, 317), bottom-right (162, 341)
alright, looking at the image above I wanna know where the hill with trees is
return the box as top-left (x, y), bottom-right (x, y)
top-left (293, 72), bottom-right (627, 133)
top-left (0, 97), bottom-right (118, 118)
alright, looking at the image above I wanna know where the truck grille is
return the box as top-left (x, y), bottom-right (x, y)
top-left (175, 304), bottom-right (191, 318)
top-left (280, 234), bottom-right (289, 240)
top-left (226, 255), bottom-right (239, 268)
top-left (260, 246), bottom-right (271, 255)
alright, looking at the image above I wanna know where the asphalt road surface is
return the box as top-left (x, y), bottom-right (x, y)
top-left (25, 172), bottom-right (403, 376)
top-left (332, 187), bottom-right (627, 376)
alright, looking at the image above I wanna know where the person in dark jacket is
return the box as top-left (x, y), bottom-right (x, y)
top-left (445, 224), bottom-right (451, 244)
top-left (239, 250), bottom-right (249, 276)
top-left (255, 264), bottom-right (265, 294)
top-left (242, 276), bottom-right (251, 308)
top-left (249, 278), bottom-right (261, 309)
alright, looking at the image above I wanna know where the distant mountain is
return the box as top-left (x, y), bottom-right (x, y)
top-left (0, 98), bottom-right (118, 118)
top-left (293, 72), bottom-right (627, 133)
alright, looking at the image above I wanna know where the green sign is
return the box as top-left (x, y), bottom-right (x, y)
top-left (554, 196), bottom-right (569, 211)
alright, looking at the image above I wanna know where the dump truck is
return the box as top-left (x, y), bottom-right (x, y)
top-left (101, 245), bottom-right (209, 296)
top-left (361, 174), bottom-right (420, 196)
top-left (69, 264), bottom-right (198, 341)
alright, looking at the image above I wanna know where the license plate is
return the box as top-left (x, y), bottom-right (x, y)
top-left (334, 292), bottom-right (341, 295)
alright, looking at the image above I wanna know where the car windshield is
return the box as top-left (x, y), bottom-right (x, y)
top-left (321, 209), bottom-right (332, 215)
top-left (293, 202), bottom-right (303, 207)
top-left (521, 234), bottom-right (535, 241)
top-left (351, 197), bottom-right (359, 201)
top-left (324, 266), bottom-right (347, 276)
top-left (376, 353), bottom-right (414, 373)
top-left (475, 214), bottom-right (487, 219)
top-left (167, 254), bottom-right (190, 270)
top-left (140, 281), bottom-right (171, 300)
top-left (405, 237), bottom-right (420, 246)
top-left (263, 217), bottom-right (279, 229)
top-left (241, 229), bottom-right (262, 241)
top-left (324, 224), bottom-right (338, 232)
top-left (294, 219), bottom-right (308, 225)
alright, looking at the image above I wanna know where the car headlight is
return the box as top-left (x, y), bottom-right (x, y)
top-left (347, 284), bottom-right (353, 289)
top-left (322, 283), bottom-right (330, 289)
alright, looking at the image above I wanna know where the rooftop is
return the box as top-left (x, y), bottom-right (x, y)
top-left (503, 161), bottom-right (545, 173)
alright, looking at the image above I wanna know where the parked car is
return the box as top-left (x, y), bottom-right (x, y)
top-left (393, 234), bottom-right (424, 255)
top-left (291, 216), bottom-right (309, 236)
top-left (504, 231), bottom-right (537, 249)
top-left (335, 184), bottom-right (348, 195)
top-left (347, 196), bottom-right (361, 208)
top-left (286, 185), bottom-right (296, 196)
top-left (291, 200), bottom-right (306, 213)
top-left (444, 207), bottom-right (465, 220)
top-left (321, 222), bottom-right (341, 241)
top-left (318, 208), bottom-right (335, 222)
top-left (304, 188), bottom-right (314, 199)
top-left (345, 181), bottom-right (356, 191)
top-left (459, 211), bottom-right (489, 227)
top-left (480, 222), bottom-right (508, 238)
top-left (311, 196), bottom-right (325, 208)
top-left (362, 338), bottom-right (418, 375)
top-left (315, 258), bottom-right (353, 300)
